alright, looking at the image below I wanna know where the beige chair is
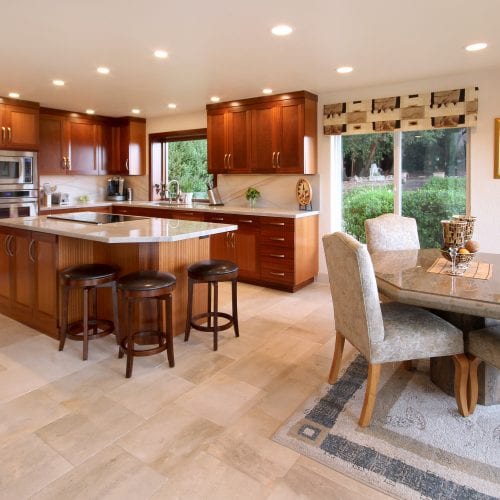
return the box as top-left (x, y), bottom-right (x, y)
top-left (322, 231), bottom-right (468, 427)
top-left (465, 325), bottom-right (500, 414)
top-left (365, 213), bottom-right (420, 253)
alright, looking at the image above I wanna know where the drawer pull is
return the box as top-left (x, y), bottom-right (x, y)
top-left (267, 222), bottom-right (285, 226)
top-left (269, 254), bottom-right (285, 259)
top-left (211, 217), bottom-right (224, 221)
top-left (269, 237), bottom-right (285, 241)
top-left (239, 219), bottom-right (253, 223)
top-left (269, 271), bottom-right (285, 276)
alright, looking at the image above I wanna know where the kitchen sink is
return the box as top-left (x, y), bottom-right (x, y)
top-left (152, 201), bottom-right (192, 206)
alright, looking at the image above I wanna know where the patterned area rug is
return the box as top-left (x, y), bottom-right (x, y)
top-left (273, 355), bottom-right (500, 499)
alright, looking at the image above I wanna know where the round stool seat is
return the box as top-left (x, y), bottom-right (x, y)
top-left (62, 263), bottom-right (119, 282)
top-left (188, 259), bottom-right (238, 281)
top-left (117, 271), bottom-right (176, 291)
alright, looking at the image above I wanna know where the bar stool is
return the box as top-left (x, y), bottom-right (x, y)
top-left (185, 259), bottom-right (239, 351)
top-left (117, 270), bottom-right (176, 378)
top-left (59, 263), bottom-right (120, 361)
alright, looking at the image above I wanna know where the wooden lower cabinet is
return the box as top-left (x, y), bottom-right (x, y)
top-left (0, 228), bottom-right (58, 337)
top-left (112, 206), bottom-right (318, 292)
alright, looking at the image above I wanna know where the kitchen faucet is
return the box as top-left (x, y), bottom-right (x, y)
top-left (154, 179), bottom-right (180, 201)
top-left (167, 179), bottom-right (180, 202)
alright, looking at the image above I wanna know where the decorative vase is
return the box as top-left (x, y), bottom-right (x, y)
top-left (248, 198), bottom-right (257, 208)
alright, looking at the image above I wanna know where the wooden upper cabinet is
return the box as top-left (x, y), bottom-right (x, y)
top-left (0, 100), bottom-right (39, 151)
top-left (67, 118), bottom-right (98, 175)
top-left (207, 90), bottom-right (317, 175)
top-left (207, 107), bottom-right (250, 174)
top-left (39, 114), bottom-right (67, 174)
top-left (118, 118), bottom-right (146, 175)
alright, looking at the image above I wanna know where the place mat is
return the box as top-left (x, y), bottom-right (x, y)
top-left (427, 257), bottom-right (492, 280)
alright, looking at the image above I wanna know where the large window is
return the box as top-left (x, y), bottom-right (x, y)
top-left (150, 129), bottom-right (211, 200)
top-left (341, 128), bottom-right (468, 248)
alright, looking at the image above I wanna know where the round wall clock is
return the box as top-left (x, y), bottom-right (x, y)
top-left (296, 178), bottom-right (312, 207)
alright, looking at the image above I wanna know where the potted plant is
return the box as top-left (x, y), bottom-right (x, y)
top-left (245, 187), bottom-right (261, 208)
top-left (180, 179), bottom-right (195, 204)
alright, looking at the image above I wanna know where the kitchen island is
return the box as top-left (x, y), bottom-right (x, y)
top-left (0, 214), bottom-right (237, 339)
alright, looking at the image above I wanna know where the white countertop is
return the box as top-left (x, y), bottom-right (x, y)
top-left (0, 214), bottom-right (237, 244)
top-left (39, 201), bottom-right (319, 218)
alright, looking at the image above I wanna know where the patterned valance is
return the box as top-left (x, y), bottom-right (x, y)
top-left (323, 87), bottom-right (478, 135)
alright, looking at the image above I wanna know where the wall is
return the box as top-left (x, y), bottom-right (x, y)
top-left (317, 67), bottom-right (500, 275)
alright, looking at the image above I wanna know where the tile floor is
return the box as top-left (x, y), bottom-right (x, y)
top-left (0, 282), bottom-right (390, 499)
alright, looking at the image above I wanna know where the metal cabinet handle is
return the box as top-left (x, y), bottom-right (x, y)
top-left (227, 153), bottom-right (232, 169)
top-left (276, 151), bottom-right (280, 168)
top-left (269, 271), bottom-right (285, 277)
top-left (125, 158), bottom-right (129, 171)
top-left (7, 127), bottom-right (12, 143)
top-left (266, 222), bottom-right (285, 226)
top-left (239, 219), bottom-right (253, 223)
top-left (223, 154), bottom-right (228, 169)
top-left (1, 126), bottom-right (5, 143)
top-left (6, 235), bottom-right (14, 257)
top-left (28, 240), bottom-right (36, 263)
top-left (272, 152), bottom-right (276, 168)
top-left (211, 217), bottom-right (224, 221)
top-left (67, 157), bottom-right (71, 171)
top-left (269, 254), bottom-right (285, 259)
top-left (3, 235), bottom-right (10, 256)
top-left (231, 232), bottom-right (235, 248)
top-left (269, 237), bottom-right (285, 241)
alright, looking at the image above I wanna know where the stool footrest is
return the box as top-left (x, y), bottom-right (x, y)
top-left (121, 330), bottom-right (169, 358)
top-left (66, 319), bottom-right (115, 341)
top-left (190, 312), bottom-right (234, 333)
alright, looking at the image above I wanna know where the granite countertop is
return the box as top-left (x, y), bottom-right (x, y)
top-left (39, 201), bottom-right (319, 218)
top-left (0, 214), bottom-right (237, 244)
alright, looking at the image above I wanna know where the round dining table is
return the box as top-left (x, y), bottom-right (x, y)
top-left (372, 248), bottom-right (499, 405)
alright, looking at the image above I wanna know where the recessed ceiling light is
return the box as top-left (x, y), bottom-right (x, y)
top-left (210, 96), bottom-right (220, 103)
top-left (97, 66), bottom-right (110, 74)
top-left (336, 66), bottom-right (353, 74)
top-left (167, 103), bottom-right (177, 109)
top-left (86, 109), bottom-right (95, 115)
top-left (131, 108), bottom-right (141, 114)
top-left (52, 79), bottom-right (65, 86)
top-left (154, 49), bottom-right (168, 59)
top-left (8, 92), bottom-right (20, 99)
top-left (262, 88), bottom-right (273, 95)
top-left (465, 42), bottom-right (488, 52)
top-left (271, 24), bottom-right (293, 36)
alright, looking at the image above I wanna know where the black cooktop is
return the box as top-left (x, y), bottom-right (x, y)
top-left (47, 212), bottom-right (149, 225)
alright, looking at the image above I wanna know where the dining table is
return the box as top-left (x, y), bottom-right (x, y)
top-left (372, 248), bottom-right (500, 406)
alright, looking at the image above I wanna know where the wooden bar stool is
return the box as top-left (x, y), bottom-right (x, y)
top-left (59, 263), bottom-right (120, 361)
top-left (185, 259), bottom-right (239, 351)
top-left (117, 270), bottom-right (176, 378)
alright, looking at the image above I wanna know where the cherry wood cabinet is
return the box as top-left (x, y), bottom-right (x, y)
top-left (207, 91), bottom-right (317, 175)
top-left (207, 108), bottom-right (250, 173)
top-left (0, 227), bottom-right (58, 336)
top-left (116, 118), bottom-right (146, 175)
top-left (0, 98), bottom-right (39, 150)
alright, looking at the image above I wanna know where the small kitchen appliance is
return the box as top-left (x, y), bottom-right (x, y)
top-left (107, 176), bottom-right (126, 201)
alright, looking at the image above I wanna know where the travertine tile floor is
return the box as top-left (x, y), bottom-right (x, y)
top-left (0, 282), bottom-right (390, 499)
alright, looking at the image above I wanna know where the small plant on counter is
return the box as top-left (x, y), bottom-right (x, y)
top-left (180, 178), bottom-right (195, 193)
top-left (245, 187), bottom-right (261, 207)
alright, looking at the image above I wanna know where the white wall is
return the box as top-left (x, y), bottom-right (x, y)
top-left (317, 68), bottom-right (500, 274)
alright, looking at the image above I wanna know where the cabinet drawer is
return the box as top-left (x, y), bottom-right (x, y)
top-left (260, 245), bottom-right (294, 269)
top-left (260, 230), bottom-right (294, 247)
top-left (205, 213), bottom-right (233, 224)
top-left (260, 217), bottom-right (294, 232)
top-left (260, 264), bottom-right (294, 284)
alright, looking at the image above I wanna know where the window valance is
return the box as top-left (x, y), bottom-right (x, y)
top-left (323, 87), bottom-right (478, 135)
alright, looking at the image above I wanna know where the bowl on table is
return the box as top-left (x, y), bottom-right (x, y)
top-left (440, 248), bottom-right (476, 266)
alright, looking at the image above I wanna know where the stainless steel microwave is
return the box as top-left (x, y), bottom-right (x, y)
top-left (0, 150), bottom-right (37, 187)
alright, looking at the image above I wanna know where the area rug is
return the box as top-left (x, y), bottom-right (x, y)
top-left (273, 355), bottom-right (500, 499)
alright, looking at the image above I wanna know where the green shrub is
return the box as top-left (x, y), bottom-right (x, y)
top-left (342, 177), bottom-right (466, 247)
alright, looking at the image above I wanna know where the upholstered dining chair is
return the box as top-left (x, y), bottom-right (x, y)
top-left (322, 231), bottom-right (469, 427)
top-left (465, 325), bottom-right (500, 414)
top-left (364, 213), bottom-right (420, 253)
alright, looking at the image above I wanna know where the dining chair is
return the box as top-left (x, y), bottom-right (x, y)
top-left (322, 231), bottom-right (469, 427)
top-left (465, 325), bottom-right (500, 414)
top-left (364, 213), bottom-right (420, 253)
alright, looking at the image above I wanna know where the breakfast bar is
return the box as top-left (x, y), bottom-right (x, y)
top-left (0, 213), bottom-right (237, 339)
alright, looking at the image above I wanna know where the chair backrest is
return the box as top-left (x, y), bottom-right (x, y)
top-left (322, 232), bottom-right (384, 359)
top-left (365, 214), bottom-right (420, 253)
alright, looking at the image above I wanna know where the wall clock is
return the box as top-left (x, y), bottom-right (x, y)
top-left (296, 178), bottom-right (312, 209)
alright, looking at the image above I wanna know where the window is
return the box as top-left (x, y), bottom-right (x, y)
top-left (341, 128), bottom-right (468, 248)
top-left (150, 129), bottom-right (211, 200)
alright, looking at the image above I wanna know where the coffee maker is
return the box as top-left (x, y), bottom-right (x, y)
top-left (107, 177), bottom-right (126, 201)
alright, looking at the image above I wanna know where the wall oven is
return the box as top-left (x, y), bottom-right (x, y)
top-left (0, 150), bottom-right (37, 188)
top-left (0, 151), bottom-right (38, 218)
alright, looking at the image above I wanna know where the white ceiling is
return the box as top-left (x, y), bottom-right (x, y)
top-left (1, 0), bottom-right (499, 118)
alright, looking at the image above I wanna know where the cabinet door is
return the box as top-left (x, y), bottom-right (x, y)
top-left (120, 120), bottom-right (146, 175)
top-left (39, 114), bottom-right (68, 174)
top-left (205, 213), bottom-right (234, 260)
top-left (32, 232), bottom-right (58, 331)
top-left (226, 109), bottom-right (250, 173)
top-left (207, 110), bottom-right (227, 174)
top-left (68, 119), bottom-right (98, 175)
top-left (249, 104), bottom-right (275, 172)
top-left (2, 104), bottom-right (39, 150)
top-left (274, 101), bottom-right (304, 173)
top-left (232, 216), bottom-right (260, 279)
top-left (97, 123), bottom-right (116, 175)
top-left (0, 229), bottom-right (12, 308)
top-left (10, 230), bottom-right (33, 317)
